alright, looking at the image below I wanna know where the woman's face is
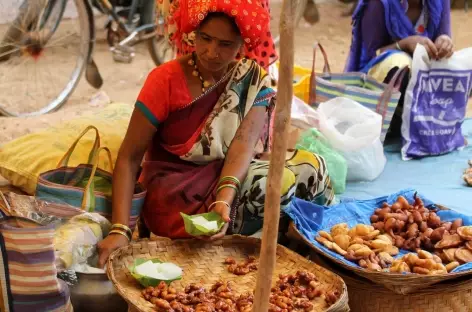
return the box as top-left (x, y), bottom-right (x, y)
top-left (195, 16), bottom-right (243, 73)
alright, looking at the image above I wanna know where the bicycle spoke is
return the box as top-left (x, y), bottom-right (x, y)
top-left (1, 57), bottom-right (31, 81)
top-left (0, 47), bottom-right (21, 59)
top-left (44, 31), bottom-right (79, 48)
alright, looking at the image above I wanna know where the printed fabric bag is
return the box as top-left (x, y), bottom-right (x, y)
top-left (0, 216), bottom-right (73, 312)
top-left (309, 42), bottom-right (408, 143)
top-left (35, 126), bottom-right (146, 229)
top-left (402, 45), bottom-right (472, 160)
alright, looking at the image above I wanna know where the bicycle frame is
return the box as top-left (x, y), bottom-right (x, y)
top-left (95, 0), bottom-right (157, 41)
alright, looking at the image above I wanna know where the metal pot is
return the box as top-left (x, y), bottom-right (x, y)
top-left (69, 271), bottom-right (128, 312)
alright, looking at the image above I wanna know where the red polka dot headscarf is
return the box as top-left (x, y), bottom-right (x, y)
top-left (167, 0), bottom-right (271, 53)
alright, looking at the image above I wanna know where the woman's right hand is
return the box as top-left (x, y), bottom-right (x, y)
top-left (401, 35), bottom-right (438, 60)
top-left (97, 234), bottom-right (130, 268)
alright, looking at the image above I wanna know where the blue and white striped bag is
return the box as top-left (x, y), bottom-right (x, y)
top-left (35, 126), bottom-right (146, 229)
top-left (309, 43), bottom-right (408, 143)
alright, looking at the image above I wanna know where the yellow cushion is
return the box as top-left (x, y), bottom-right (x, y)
top-left (0, 103), bottom-right (132, 195)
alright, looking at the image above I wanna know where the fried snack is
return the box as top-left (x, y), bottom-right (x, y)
top-left (445, 261), bottom-right (460, 272)
top-left (418, 250), bottom-right (434, 260)
top-left (333, 234), bottom-right (350, 251)
top-left (346, 244), bottom-right (366, 253)
top-left (451, 219), bottom-right (463, 233)
top-left (143, 270), bottom-right (333, 312)
top-left (390, 260), bottom-right (411, 273)
top-left (443, 248), bottom-right (459, 263)
top-left (347, 225), bottom-right (366, 238)
top-left (370, 239), bottom-right (390, 251)
top-left (349, 237), bottom-right (365, 245)
top-left (370, 194), bottom-right (465, 256)
top-left (434, 234), bottom-right (463, 249)
top-left (403, 253), bottom-right (419, 268)
top-left (413, 266), bottom-right (430, 275)
top-left (331, 223), bottom-right (349, 237)
top-left (331, 242), bottom-right (347, 256)
top-left (225, 256), bottom-right (258, 276)
top-left (319, 231), bottom-right (334, 242)
top-left (466, 241), bottom-right (472, 251)
top-left (376, 234), bottom-right (394, 244)
top-left (393, 253), bottom-right (449, 275)
top-left (455, 248), bottom-right (472, 264)
top-left (457, 226), bottom-right (472, 241)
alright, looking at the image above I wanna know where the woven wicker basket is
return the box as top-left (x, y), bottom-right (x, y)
top-left (286, 222), bottom-right (472, 295)
top-left (107, 235), bottom-right (349, 312)
top-left (310, 252), bottom-right (472, 312)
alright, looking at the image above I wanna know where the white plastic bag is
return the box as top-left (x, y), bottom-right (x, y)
top-left (291, 96), bottom-right (319, 130)
top-left (317, 97), bottom-right (387, 181)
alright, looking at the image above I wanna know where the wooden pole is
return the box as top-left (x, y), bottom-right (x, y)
top-left (252, 0), bottom-right (295, 311)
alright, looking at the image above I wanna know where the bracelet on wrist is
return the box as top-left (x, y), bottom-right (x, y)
top-left (111, 223), bottom-right (132, 237)
top-left (216, 183), bottom-right (240, 195)
top-left (109, 229), bottom-right (131, 241)
top-left (208, 200), bottom-right (231, 212)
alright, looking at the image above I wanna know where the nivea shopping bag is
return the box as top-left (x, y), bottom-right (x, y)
top-left (402, 45), bottom-right (472, 160)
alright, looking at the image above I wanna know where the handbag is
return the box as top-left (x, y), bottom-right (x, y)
top-left (35, 125), bottom-right (146, 229)
top-left (308, 42), bottom-right (408, 143)
top-left (0, 216), bottom-right (73, 312)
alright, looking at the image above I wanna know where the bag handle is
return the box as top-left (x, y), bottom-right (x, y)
top-left (309, 42), bottom-right (332, 105)
top-left (57, 125), bottom-right (101, 169)
top-left (375, 66), bottom-right (410, 122)
top-left (81, 147), bottom-right (114, 212)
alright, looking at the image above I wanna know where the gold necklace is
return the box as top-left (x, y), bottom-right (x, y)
top-left (188, 52), bottom-right (213, 92)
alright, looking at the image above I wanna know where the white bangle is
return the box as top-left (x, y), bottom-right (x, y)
top-left (208, 200), bottom-right (231, 211)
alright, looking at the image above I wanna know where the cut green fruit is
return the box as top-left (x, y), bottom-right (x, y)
top-left (129, 258), bottom-right (182, 287)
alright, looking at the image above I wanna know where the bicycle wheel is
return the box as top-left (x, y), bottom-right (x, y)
top-left (142, 0), bottom-right (175, 66)
top-left (271, 0), bottom-right (308, 47)
top-left (0, 0), bottom-right (91, 117)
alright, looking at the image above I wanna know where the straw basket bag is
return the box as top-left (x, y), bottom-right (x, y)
top-left (286, 222), bottom-right (472, 295)
top-left (107, 235), bottom-right (349, 312)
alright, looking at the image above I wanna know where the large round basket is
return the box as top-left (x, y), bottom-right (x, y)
top-left (287, 222), bottom-right (472, 295)
top-left (107, 235), bottom-right (349, 312)
top-left (310, 251), bottom-right (472, 312)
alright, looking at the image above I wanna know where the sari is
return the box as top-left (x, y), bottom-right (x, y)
top-left (345, 0), bottom-right (450, 78)
top-left (136, 58), bottom-right (335, 239)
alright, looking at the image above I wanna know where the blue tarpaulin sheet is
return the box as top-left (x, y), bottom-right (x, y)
top-left (285, 189), bottom-right (472, 273)
top-left (341, 119), bottom-right (472, 216)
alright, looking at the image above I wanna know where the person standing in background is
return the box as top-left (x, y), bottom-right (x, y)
top-left (345, 0), bottom-right (453, 138)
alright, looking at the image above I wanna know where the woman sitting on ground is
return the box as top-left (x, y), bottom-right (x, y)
top-left (346, 0), bottom-right (453, 75)
top-left (97, 0), bottom-right (335, 267)
top-left (345, 0), bottom-right (454, 137)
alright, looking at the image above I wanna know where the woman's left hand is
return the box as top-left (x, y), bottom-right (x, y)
top-left (434, 35), bottom-right (454, 60)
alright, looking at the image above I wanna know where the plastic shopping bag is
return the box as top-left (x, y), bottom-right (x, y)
top-left (402, 45), bottom-right (472, 160)
top-left (296, 129), bottom-right (347, 194)
top-left (291, 95), bottom-right (319, 130)
top-left (317, 97), bottom-right (387, 181)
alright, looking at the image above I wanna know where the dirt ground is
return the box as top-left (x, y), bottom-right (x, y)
top-left (0, 1), bottom-right (471, 144)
